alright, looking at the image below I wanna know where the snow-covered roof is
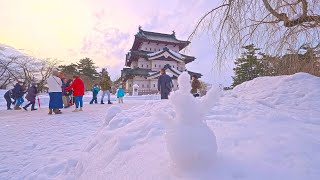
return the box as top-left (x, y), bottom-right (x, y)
top-left (147, 47), bottom-right (195, 63)
top-left (131, 27), bottom-right (190, 51)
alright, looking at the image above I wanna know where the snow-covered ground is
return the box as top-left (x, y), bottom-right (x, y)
top-left (0, 72), bottom-right (320, 180)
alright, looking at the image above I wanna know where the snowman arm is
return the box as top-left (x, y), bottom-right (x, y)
top-left (199, 86), bottom-right (221, 113)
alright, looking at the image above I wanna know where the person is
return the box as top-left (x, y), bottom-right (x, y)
top-left (12, 82), bottom-right (26, 110)
top-left (100, 75), bottom-right (112, 104)
top-left (4, 88), bottom-right (14, 110)
top-left (158, 69), bottom-right (173, 99)
top-left (191, 75), bottom-right (201, 97)
top-left (116, 85), bottom-right (125, 103)
top-left (65, 75), bottom-right (85, 112)
top-left (61, 78), bottom-right (70, 108)
top-left (47, 71), bottom-right (63, 114)
top-left (66, 79), bottom-right (73, 105)
top-left (23, 83), bottom-right (38, 111)
top-left (90, 84), bottom-right (99, 104)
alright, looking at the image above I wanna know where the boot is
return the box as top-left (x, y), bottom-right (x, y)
top-left (79, 107), bottom-right (83, 111)
top-left (101, 100), bottom-right (104, 104)
top-left (54, 109), bottom-right (62, 114)
top-left (108, 100), bottom-right (112, 104)
top-left (31, 108), bottom-right (37, 111)
top-left (7, 108), bottom-right (13, 110)
top-left (73, 108), bottom-right (79, 112)
top-left (23, 106), bottom-right (28, 111)
top-left (48, 108), bottom-right (53, 115)
top-left (14, 106), bottom-right (21, 110)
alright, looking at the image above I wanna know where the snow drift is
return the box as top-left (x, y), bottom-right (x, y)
top-left (1, 73), bottom-right (319, 180)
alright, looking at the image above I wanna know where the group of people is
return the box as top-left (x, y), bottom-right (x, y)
top-left (3, 69), bottom-right (200, 112)
top-left (157, 68), bottom-right (201, 99)
top-left (47, 70), bottom-right (121, 115)
top-left (4, 82), bottom-right (38, 111)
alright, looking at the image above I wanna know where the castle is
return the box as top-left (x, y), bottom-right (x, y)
top-left (121, 27), bottom-right (201, 94)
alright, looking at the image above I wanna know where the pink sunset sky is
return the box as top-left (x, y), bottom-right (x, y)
top-left (0, 0), bottom-right (234, 85)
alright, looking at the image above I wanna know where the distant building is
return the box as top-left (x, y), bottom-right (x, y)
top-left (121, 26), bottom-right (201, 94)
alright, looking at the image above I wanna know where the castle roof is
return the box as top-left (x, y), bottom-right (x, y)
top-left (147, 64), bottom-right (202, 80)
top-left (121, 68), bottom-right (153, 81)
top-left (131, 27), bottom-right (190, 51)
top-left (125, 47), bottom-right (195, 66)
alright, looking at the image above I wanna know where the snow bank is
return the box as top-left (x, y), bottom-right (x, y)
top-left (1, 73), bottom-right (320, 180)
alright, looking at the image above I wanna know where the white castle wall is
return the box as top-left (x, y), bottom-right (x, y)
top-left (137, 58), bottom-right (152, 69)
top-left (140, 42), bottom-right (180, 52)
top-left (125, 40), bottom-right (186, 92)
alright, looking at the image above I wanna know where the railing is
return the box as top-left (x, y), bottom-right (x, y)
top-left (125, 89), bottom-right (159, 96)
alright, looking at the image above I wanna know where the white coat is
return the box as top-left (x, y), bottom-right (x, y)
top-left (47, 75), bottom-right (62, 92)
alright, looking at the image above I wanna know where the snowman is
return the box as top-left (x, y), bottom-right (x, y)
top-left (163, 72), bottom-right (220, 173)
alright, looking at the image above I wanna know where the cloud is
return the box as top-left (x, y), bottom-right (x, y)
top-left (1, 0), bottom-right (234, 86)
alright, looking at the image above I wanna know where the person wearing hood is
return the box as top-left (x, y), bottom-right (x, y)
top-left (12, 82), bottom-right (26, 110)
top-left (23, 83), bottom-right (38, 111)
top-left (90, 84), bottom-right (99, 104)
top-left (3, 88), bottom-right (14, 110)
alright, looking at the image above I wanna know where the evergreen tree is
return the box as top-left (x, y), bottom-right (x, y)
top-left (232, 44), bottom-right (266, 87)
top-left (77, 58), bottom-right (99, 80)
top-left (58, 63), bottom-right (78, 75)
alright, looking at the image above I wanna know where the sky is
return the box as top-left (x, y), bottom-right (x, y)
top-left (0, 0), bottom-right (234, 86)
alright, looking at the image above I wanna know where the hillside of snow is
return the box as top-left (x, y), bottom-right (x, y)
top-left (0, 43), bottom-right (26, 59)
top-left (0, 73), bottom-right (319, 180)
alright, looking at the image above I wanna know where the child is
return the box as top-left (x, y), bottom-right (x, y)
top-left (116, 85), bottom-right (125, 103)
top-left (90, 84), bottom-right (99, 104)
top-left (23, 83), bottom-right (38, 111)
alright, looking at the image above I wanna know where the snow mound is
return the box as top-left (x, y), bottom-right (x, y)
top-left (232, 72), bottom-right (320, 112)
top-left (104, 106), bottom-right (123, 125)
top-left (165, 72), bottom-right (221, 174)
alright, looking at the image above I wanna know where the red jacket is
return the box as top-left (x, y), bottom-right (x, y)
top-left (65, 78), bottom-right (85, 96)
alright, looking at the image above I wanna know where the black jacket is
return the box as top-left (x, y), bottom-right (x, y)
top-left (12, 84), bottom-right (26, 98)
top-left (4, 89), bottom-right (14, 99)
top-left (158, 74), bottom-right (173, 93)
top-left (25, 85), bottom-right (38, 101)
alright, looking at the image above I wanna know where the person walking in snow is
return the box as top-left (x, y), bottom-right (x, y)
top-left (90, 84), bottom-right (99, 104)
top-left (100, 75), bottom-right (112, 104)
top-left (158, 69), bottom-right (173, 99)
top-left (65, 75), bottom-right (85, 112)
top-left (47, 71), bottom-right (63, 114)
top-left (23, 83), bottom-right (38, 111)
top-left (191, 75), bottom-right (201, 97)
top-left (13, 82), bottom-right (26, 110)
top-left (4, 88), bottom-right (14, 110)
top-left (116, 85), bottom-right (125, 103)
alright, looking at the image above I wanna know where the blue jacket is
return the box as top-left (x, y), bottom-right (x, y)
top-left (92, 86), bottom-right (99, 96)
top-left (117, 88), bottom-right (125, 98)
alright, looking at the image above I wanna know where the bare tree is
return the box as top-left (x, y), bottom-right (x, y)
top-left (0, 55), bottom-right (59, 91)
top-left (189, 0), bottom-right (320, 66)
